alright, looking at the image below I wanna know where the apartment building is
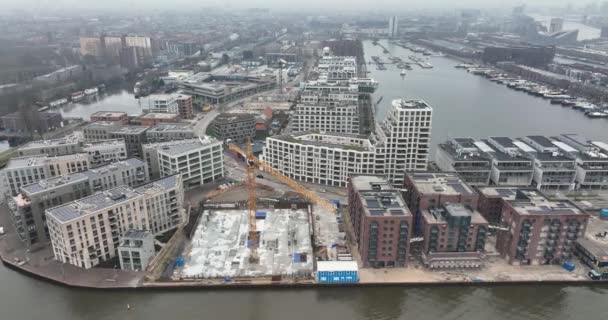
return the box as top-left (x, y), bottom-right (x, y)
top-left (402, 172), bottom-right (479, 234)
top-left (317, 53), bottom-right (357, 81)
top-left (370, 99), bottom-right (433, 185)
top-left (420, 203), bottom-right (488, 269)
top-left (118, 230), bottom-right (155, 271)
top-left (347, 175), bottom-right (413, 268)
top-left (143, 137), bottom-right (224, 189)
top-left (17, 135), bottom-right (82, 157)
top-left (82, 139), bottom-right (128, 168)
top-left (556, 134), bottom-right (608, 190)
top-left (176, 94), bottom-right (193, 119)
top-left (435, 138), bottom-right (492, 186)
top-left (139, 113), bottom-right (180, 127)
top-left (208, 113), bottom-right (256, 143)
top-left (484, 137), bottom-right (534, 186)
top-left (90, 111), bottom-right (128, 124)
top-left (46, 175), bottom-right (184, 269)
top-left (475, 186), bottom-right (534, 225)
top-left (109, 126), bottom-right (148, 159)
top-left (291, 104), bottom-right (360, 134)
top-left (144, 94), bottom-right (178, 114)
top-left (8, 158), bottom-right (148, 245)
top-left (145, 123), bottom-right (195, 143)
top-left (3, 153), bottom-right (90, 196)
top-left (495, 189), bottom-right (589, 265)
top-left (521, 135), bottom-right (577, 191)
top-left (83, 121), bottom-right (122, 141)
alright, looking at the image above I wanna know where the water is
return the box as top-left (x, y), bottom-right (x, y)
top-left (365, 40), bottom-right (608, 159)
top-left (0, 40), bottom-right (607, 319)
top-left (58, 90), bottom-right (143, 121)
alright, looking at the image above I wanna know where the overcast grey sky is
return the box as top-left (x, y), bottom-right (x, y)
top-left (0, 0), bottom-right (592, 13)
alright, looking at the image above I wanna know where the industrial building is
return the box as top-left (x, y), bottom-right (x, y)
top-left (109, 126), bottom-right (149, 159)
top-left (118, 230), bottom-right (155, 271)
top-left (90, 111), bottom-right (128, 124)
top-left (208, 113), bottom-right (256, 143)
top-left (46, 175), bottom-right (184, 269)
top-left (347, 175), bottom-right (413, 268)
top-left (181, 208), bottom-right (313, 279)
top-left (83, 121), bottom-right (122, 141)
top-left (142, 137), bottom-right (224, 189)
top-left (17, 135), bottom-right (83, 157)
top-left (2, 153), bottom-right (90, 196)
top-left (179, 72), bottom-right (275, 105)
top-left (402, 172), bottom-right (479, 234)
top-left (575, 237), bottom-right (608, 280)
top-left (482, 45), bottom-right (555, 67)
top-left (82, 139), bottom-right (128, 167)
top-left (420, 203), bottom-right (488, 269)
top-left (495, 189), bottom-right (589, 266)
top-left (145, 123), bottom-right (195, 143)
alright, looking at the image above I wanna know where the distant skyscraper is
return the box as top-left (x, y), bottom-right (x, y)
top-left (388, 16), bottom-right (399, 37)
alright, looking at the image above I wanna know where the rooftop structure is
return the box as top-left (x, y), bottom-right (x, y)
top-left (179, 72), bottom-right (275, 105)
top-left (90, 111), bottom-right (128, 124)
top-left (145, 123), bottom-right (195, 143)
top-left (83, 121), bottom-right (122, 141)
top-left (17, 135), bottom-right (82, 157)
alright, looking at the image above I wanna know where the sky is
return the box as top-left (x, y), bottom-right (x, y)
top-left (0, 0), bottom-right (595, 13)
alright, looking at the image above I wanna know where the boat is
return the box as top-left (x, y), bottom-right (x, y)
top-left (49, 98), bottom-right (68, 108)
top-left (71, 91), bottom-right (85, 102)
top-left (84, 87), bottom-right (99, 95)
top-left (586, 111), bottom-right (608, 118)
top-left (400, 69), bottom-right (406, 76)
top-left (38, 106), bottom-right (49, 112)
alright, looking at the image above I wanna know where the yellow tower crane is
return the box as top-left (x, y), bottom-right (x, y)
top-left (245, 139), bottom-right (259, 264)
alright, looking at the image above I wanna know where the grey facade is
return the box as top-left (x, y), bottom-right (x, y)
top-left (435, 138), bottom-right (492, 186)
top-left (208, 113), bottom-right (256, 143)
top-left (118, 230), bottom-right (155, 271)
top-left (146, 123), bottom-right (195, 143)
top-left (110, 126), bottom-right (149, 159)
top-left (17, 135), bottom-right (82, 157)
top-left (82, 139), bottom-right (128, 168)
top-left (83, 121), bottom-right (122, 141)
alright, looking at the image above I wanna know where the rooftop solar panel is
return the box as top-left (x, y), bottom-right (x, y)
top-left (369, 209), bottom-right (385, 216)
top-left (390, 209), bottom-right (405, 216)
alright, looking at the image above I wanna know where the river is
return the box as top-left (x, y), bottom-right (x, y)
top-left (58, 89), bottom-right (143, 121)
top-left (1, 40), bottom-right (607, 319)
top-left (365, 40), bottom-right (608, 158)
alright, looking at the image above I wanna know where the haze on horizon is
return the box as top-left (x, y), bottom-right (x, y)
top-left (0, 0), bottom-right (596, 14)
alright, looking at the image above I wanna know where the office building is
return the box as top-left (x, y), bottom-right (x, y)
top-left (109, 126), bottom-right (148, 159)
top-left (118, 230), bottom-right (155, 271)
top-left (1, 111), bottom-right (63, 134)
top-left (421, 203), bottom-right (488, 269)
top-left (2, 154), bottom-right (90, 196)
top-left (208, 113), bottom-right (256, 143)
top-left (142, 137), bottom-right (224, 189)
top-left (90, 111), bottom-right (128, 124)
top-left (435, 138), bottom-right (492, 186)
top-left (82, 139), bottom-right (128, 167)
top-left (347, 175), bottom-right (413, 268)
top-left (46, 175), bottom-right (184, 269)
top-left (17, 135), bottom-right (82, 157)
top-left (83, 121), bottom-right (122, 141)
top-left (176, 94), bottom-right (193, 119)
top-left (146, 124), bottom-right (195, 143)
top-left (496, 189), bottom-right (589, 265)
top-left (370, 99), bottom-right (433, 185)
top-left (388, 16), bottom-right (399, 37)
top-left (179, 73), bottom-right (275, 105)
top-left (144, 94), bottom-right (178, 114)
top-left (403, 172), bottom-right (479, 234)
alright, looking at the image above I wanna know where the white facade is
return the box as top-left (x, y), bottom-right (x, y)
top-left (388, 16), bottom-right (399, 37)
top-left (145, 94), bottom-right (178, 114)
top-left (46, 175), bottom-right (184, 269)
top-left (291, 104), bottom-right (359, 134)
top-left (82, 139), bottom-right (128, 167)
top-left (17, 135), bottom-right (82, 157)
top-left (118, 230), bottom-right (155, 271)
top-left (317, 55), bottom-right (357, 81)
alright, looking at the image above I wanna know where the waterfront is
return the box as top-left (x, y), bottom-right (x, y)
top-left (365, 40), bottom-right (608, 158)
top-left (58, 89), bottom-right (142, 120)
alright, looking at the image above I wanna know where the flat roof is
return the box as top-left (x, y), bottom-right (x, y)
top-left (391, 99), bottom-right (433, 111)
top-left (526, 135), bottom-right (555, 148)
top-left (19, 135), bottom-right (81, 150)
top-left (82, 158), bottom-right (145, 179)
top-left (91, 111), bottom-right (127, 117)
top-left (212, 113), bottom-right (256, 124)
top-left (82, 139), bottom-right (125, 148)
top-left (135, 175), bottom-right (179, 193)
top-left (316, 261), bottom-right (358, 272)
top-left (84, 121), bottom-right (121, 128)
top-left (110, 126), bottom-right (148, 135)
top-left (272, 131), bottom-right (373, 151)
top-left (122, 229), bottom-right (152, 240)
top-left (155, 137), bottom-right (220, 156)
top-left (408, 172), bottom-right (476, 196)
top-left (5, 153), bottom-right (89, 169)
top-left (47, 186), bottom-right (141, 223)
top-left (424, 203), bottom-right (487, 224)
top-left (577, 238), bottom-right (608, 262)
top-left (141, 113), bottom-right (179, 119)
top-left (147, 123), bottom-right (193, 133)
top-left (476, 186), bottom-right (537, 200)
top-left (351, 176), bottom-right (411, 218)
top-left (21, 172), bottom-right (89, 194)
top-left (508, 190), bottom-right (585, 216)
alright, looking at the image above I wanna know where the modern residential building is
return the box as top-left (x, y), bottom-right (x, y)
top-left (317, 54), bottom-right (357, 81)
top-left (388, 16), bottom-right (399, 37)
top-left (475, 186), bottom-right (532, 225)
top-left (139, 113), bottom-right (180, 127)
top-left (83, 121), bottom-right (122, 141)
top-left (2, 153), bottom-right (90, 196)
top-left (90, 111), bottom-right (128, 124)
top-left (176, 94), bottom-right (193, 119)
top-left (146, 124), bottom-right (195, 143)
top-left (118, 230), bottom-right (155, 271)
top-left (496, 189), bottom-right (589, 265)
top-left (7, 158), bottom-right (148, 245)
top-left (521, 135), bottom-right (577, 191)
top-left (370, 99), bottom-right (433, 185)
top-left (144, 94), bottom-right (178, 114)
top-left (142, 137), bottom-right (224, 189)
top-left (484, 137), bottom-right (534, 186)
top-left (403, 172), bottom-right (479, 234)
top-left (347, 175), bottom-right (413, 268)
top-left (555, 134), bottom-right (608, 190)
top-left (0, 111), bottom-right (63, 134)
top-left (420, 203), bottom-right (488, 269)
top-left (435, 138), bottom-right (492, 186)
top-left (82, 139), bottom-right (128, 167)
top-left (109, 126), bottom-right (148, 159)
top-left (17, 135), bottom-right (83, 157)
top-left (291, 104), bottom-right (360, 134)
top-left (208, 113), bottom-right (256, 143)
top-left (46, 175), bottom-right (184, 269)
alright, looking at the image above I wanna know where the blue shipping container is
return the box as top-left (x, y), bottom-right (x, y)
top-left (175, 256), bottom-right (185, 267)
top-left (317, 271), bottom-right (358, 283)
top-left (562, 261), bottom-right (575, 272)
top-left (600, 208), bottom-right (608, 219)
top-left (331, 200), bottom-right (341, 208)
top-left (293, 253), bottom-right (301, 262)
top-left (255, 211), bottom-right (267, 219)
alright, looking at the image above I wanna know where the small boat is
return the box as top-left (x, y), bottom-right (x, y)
top-left (400, 69), bottom-right (406, 76)
top-left (84, 87), bottom-right (98, 95)
top-left (71, 91), bottom-right (85, 102)
top-left (586, 111), bottom-right (608, 118)
top-left (49, 98), bottom-right (68, 108)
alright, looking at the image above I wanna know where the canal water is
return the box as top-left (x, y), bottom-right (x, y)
top-left (0, 40), bottom-right (607, 319)
top-left (58, 89), bottom-right (143, 121)
top-left (364, 40), bottom-right (608, 158)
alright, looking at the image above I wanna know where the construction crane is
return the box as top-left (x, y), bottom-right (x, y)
top-left (278, 58), bottom-right (286, 94)
top-left (245, 139), bottom-right (259, 264)
top-left (227, 143), bottom-right (336, 215)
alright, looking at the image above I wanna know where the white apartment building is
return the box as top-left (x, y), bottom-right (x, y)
top-left (388, 16), bottom-right (399, 37)
top-left (143, 137), bottom-right (224, 189)
top-left (82, 139), bottom-right (128, 167)
top-left (291, 104), bottom-right (360, 134)
top-left (118, 230), bottom-right (155, 271)
top-left (370, 99), bottom-right (432, 185)
top-left (46, 175), bottom-right (184, 269)
top-left (262, 99), bottom-right (433, 187)
top-left (145, 94), bottom-right (178, 114)
top-left (2, 153), bottom-right (90, 196)
top-left (17, 135), bottom-right (82, 157)
top-left (317, 54), bottom-right (357, 81)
